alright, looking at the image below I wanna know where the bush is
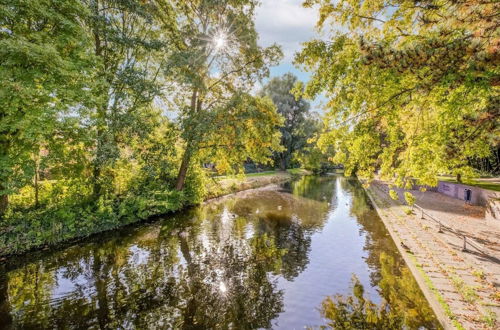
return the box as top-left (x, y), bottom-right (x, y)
top-left (0, 175), bottom-right (195, 256)
top-left (183, 165), bottom-right (207, 205)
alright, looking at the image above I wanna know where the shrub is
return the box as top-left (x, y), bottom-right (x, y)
top-left (183, 165), bottom-right (207, 205)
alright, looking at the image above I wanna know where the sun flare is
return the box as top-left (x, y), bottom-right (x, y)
top-left (213, 32), bottom-right (227, 50)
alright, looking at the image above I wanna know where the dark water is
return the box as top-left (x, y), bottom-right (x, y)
top-left (0, 176), bottom-right (440, 329)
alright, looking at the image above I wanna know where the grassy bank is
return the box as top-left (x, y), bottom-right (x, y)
top-left (206, 171), bottom-right (293, 200)
top-left (0, 171), bottom-right (299, 258)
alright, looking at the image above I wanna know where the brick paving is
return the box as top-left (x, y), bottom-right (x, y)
top-left (366, 181), bottom-right (500, 330)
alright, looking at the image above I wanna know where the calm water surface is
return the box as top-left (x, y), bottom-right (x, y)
top-left (0, 176), bottom-right (440, 329)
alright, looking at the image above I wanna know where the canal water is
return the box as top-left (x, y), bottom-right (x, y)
top-left (0, 175), bottom-right (440, 329)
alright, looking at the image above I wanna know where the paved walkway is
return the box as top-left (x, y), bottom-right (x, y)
top-left (366, 180), bottom-right (500, 330)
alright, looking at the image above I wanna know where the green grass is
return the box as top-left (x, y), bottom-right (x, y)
top-left (286, 168), bottom-right (309, 175)
top-left (244, 170), bottom-right (279, 177)
top-left (215, 168), bottom-right (314, 180)
top-left (213, 170), bottom-right (279, 179)
top-left (437, 176), bottom-right (500, 192)
top-left (450, 275), bottom-right (479, 304)
top-left (216, 168), bottom-right (311, 179)
top-left (408, 254), bottom-right (465, 330)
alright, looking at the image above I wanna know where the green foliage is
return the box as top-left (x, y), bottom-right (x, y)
top-left (196, 93), bottom-right (284, 175)
top-left (165, 0), bottom-right (283, 189)
top-left (1, 175), bottom-right (188, 255)
top-left (403, 192), bottom-right (416, 207)
top-left (0, 0), bottom-right (287, 255)
top-left (183, 163), bottom-right (208, 205)
top-left (297, 0), bottom-right (499, 187)
top-left (389, 190), bottom-right (399, 201)
top-left (294, 125), bottom-right (336, 174)
top-left (0, 0), bottom-right (94, 214)
top-left (84, 0), bottom-right (173, 196)
top-left (244, 171), bottom-right (277, 177)
top-left (472, 269), bottom-right (486, 280)
top-left (260, 73), bottom-right (314, 169)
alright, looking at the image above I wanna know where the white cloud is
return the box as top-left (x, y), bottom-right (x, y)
top-left (255, 0), bottom-right (318, 62)
top-left (254, 1), bottom-right (328, 112)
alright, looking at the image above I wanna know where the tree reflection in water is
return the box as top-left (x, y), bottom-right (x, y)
top-left (318, 178), bottom-right (441, 330)
top-left (0, 176), bottom-right (439, 329)
top-left (2, 214), bottom-right (289, 328)
top-left (319, 252), bottom-right (440, 329)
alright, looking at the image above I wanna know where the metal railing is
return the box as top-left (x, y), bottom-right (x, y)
top-left (374, 184), bottom-right (488, 256)
top-left (412, 203), bottom-right (485, 255)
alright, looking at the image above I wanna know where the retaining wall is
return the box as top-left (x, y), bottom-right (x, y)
top-left (436, 181), bottom-right (500, 228)
top-left (437, 181), bottom-right (497, 206)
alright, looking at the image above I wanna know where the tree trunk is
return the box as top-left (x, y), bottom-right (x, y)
top-left (0, 139), bottom-right (10, 217)
top-left (175, 150), bottom-right (191, 191)
top-left (92, 113), bottom-right (107, 198)
top-left (91, 1), bottom-right (106, 199)
top-left (0, 190), bottom-right (7, 218)
top-left (280, 155), bottom-right (286, 171)
top-left (34, 172), bottom-right (39, 208)
top-left (175, 88), bottom-right (199, 191)
top-left (456, 173), bottom-right (462, 183)
top-left (34, 154), bottom-right (39, 208)
top-left (92, 164), bottom-right (102, 198)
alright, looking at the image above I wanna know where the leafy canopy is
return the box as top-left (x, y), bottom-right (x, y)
top-left (162, 0), bottom-right (283, 186)
top-left (0, 0), bottom-right (93, 205)
top-left (297, 0), bottom-right (499, 187)
top-left (260, 73), bottom-right (314, 170)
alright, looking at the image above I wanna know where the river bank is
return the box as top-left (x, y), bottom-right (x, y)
top-left (205, 170), bottom-right (300, 200)
top-left (0, 175), bottom-right (440, 329)
top-left (364, 180), bottom-right (499, 330)
top-left (0, 171), bottom-right (303, 259)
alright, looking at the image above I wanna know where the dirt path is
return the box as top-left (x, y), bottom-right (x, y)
top-left (365, 180), bottom-right (499, 330)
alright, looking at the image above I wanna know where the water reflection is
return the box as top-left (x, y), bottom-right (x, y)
top-left (320, 253), bottom-right (438, 329)
top-left (0, 176), bottom-right (439, 329)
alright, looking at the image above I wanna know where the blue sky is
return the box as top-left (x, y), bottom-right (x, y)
top-left (255, 0), bottom-right (325, 111)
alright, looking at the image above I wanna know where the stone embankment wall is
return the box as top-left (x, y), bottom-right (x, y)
top-left (436, 181), bottom-right (500, 228)
top-left (437, 181), bottom-right (492, 206)
top-left (412, 180), bottom-right (500, 227)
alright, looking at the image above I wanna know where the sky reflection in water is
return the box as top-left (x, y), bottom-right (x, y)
top-left (0, 175), bottom-right (439, 329)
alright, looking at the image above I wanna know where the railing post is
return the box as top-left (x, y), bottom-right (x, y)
top-left (438, 222), bottom-right (443, 233)
top-left (421, 208), bottom-right (424, 219)
top-left (462, 236), bottom-right (467, 252)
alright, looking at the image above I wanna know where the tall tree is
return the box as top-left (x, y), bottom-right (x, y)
top-left (0, 0), bottom-right (93, 216)
top-left (260, 73), bottom-right (312, 170)
top-left (83, 0), bottom-right (174, 197)
top-left (297, 0), bottom-right (499, 187)
top-left (158, 0), bottom-right (282, 190)
top-left (293, 114), bottom-right (335, 174)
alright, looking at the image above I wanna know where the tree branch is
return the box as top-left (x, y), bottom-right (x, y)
top-left (337, 87), bottom-right (415, 126)
top-left (207, 56), bottom-right (261, 91)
